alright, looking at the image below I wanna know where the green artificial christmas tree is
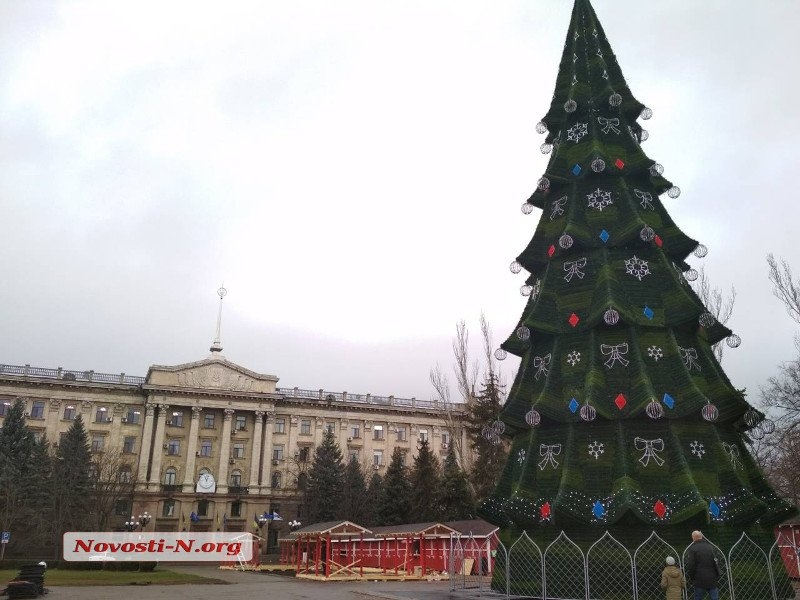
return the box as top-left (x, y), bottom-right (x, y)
top-left (477, 0), bottom-right (795, 563)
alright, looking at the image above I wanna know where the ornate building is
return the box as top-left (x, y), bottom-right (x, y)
top-left (0, 351), bottom-right (465, 551)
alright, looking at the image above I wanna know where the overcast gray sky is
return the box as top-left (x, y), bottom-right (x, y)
top-left (1, 0), bottom-right (798, 404)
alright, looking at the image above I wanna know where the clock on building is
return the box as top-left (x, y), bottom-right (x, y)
top-left (196, 472), bottom-right (216, 493)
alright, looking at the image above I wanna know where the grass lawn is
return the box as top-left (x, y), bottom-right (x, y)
top-left (0, 568), bottom-right (227, 586)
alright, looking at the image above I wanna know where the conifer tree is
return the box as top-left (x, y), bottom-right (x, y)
top-left (363, 472), bottom-right (383, 526)
top-left (338, 455), bottom-right (368, 523)
top-left (409, 439), bottom-right (441, 522)
top-left (438, 443), bottom-right (475, 521)
top-left (375, 447), bottom-right (411, 525)
top-left (0, 399), bottom-right (38, 555)
top-left (50, 415), bottom-right (93, 554)
top-left (467, 373), bottom-right (508, 502)
top-left (304, 429), bottom-right (345, 524)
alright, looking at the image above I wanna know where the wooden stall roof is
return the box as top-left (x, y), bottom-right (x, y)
top-left (444, 519), bottom-right (499, 538)
top-left (289, 520), bottom-right (372, 537)
top-left (368, 522), bottom-right (459, 538)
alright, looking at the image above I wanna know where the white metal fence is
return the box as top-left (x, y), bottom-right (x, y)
top-left (449, 529), bottom-right (799, 600)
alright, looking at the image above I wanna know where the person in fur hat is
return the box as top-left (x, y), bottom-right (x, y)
top-left (661, 556), bottom-right (685, 600)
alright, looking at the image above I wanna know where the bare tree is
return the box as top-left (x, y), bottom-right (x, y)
top-left (761, 255), bottom-right (800, 433)
top-left (767, 253), bottom-right (800, 324)
top-left (690, 266), bottom-right (736, 362)
top-left (429, 314), bottom-right (506, 493)
top-left (430, 319), bottom-right (478, 470)
top-left (89, 448), bottom-right (137, 531)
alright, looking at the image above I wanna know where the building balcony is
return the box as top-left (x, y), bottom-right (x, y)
top-left (161, 484), bottom-right (181, 494)
top-left (228, 486), bottom-right (249, 495)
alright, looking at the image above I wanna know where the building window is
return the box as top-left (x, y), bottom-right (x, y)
top-left (32, 430), bottom-right (43, 443)
top-left (399, 450), bottom-right (408, 466)
top-left (230, 470), bottom-right (242, 487)
top-left (170, 411), bottom-right (183, 427)
top-left (123, 436), bottom-right (136, 454)
top-left (419, 429), bottom-right (429, 443)
top-left (88, 463), bottom-right (99, 479)
top-left (30, 401), bottom-right (46, 420)
top-left (63, 405), bottom-right (76, 420)
top-left (272, 445), bottom-right (284, 461)
top-left (114, 498), bottom-right (131, 516)
top-left (298, 447), bottom-right (310, 463)
top-left (300, 419), bottom-right (311, 435)
top-left (203, 413), bottom-right (215, 429)
top-left (91, 435), bottom-right (105, 453)
top-left (350, 425), bottom-right (360, 439)
top-left (232, 443), bottom-right (245, 459)
top-left (325, 422), bottom-right (335, 434)
top-left (94, 406), bottom-right (109, 423)
top-left (274, 418), bottom-right (286, 434)
top-left (164, 467), bottom-right (177, 485)
top-left (200, 440), bottom-right (212, 457)
top-left (163, 499), bottom-right (175, 517)
top-left (373, 425), bottom-right (384, 441)
top-left (167, 439), bottom-right (180, 455)
top-left (442, 430), bottom-right (450, 447)
top-left (0, 402), bottom-right (11, 418)
top-left (271, 472), bottom-right (282, 489)
top-left (348, 448), bottom-right (359, 461)
top-left (373, 449), bottom-right (383, 466)
top-left (58, 432), bottom-right (67, 446)
top-left (297, 473), bottom-right (308, 491)
top-left (119, 466), bottom-right (132, 483)
top-left (231, 501), bottom-right (242, 517)
top-left (235, 415), bottom-right (247, 431)
top-left (124, 409), bottom-right (140, 424)
top-left (197, 499), bottom-right (209, 517)
top-left (396, 427), bottom-right (407, 442)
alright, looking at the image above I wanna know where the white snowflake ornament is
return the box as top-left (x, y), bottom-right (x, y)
top-left (690, 440), bottom-right (705, 458)
top-left (588, 441), bottom-right (605, 460)
top-left (567, 122), bottom-right (588, 143)
top-left (647, 346), bottom-right (664, 361)
top-left (625, 256), bottom-right (651, 281)
top-left (566, 351), bottom-right (581, 367)
top-left (587, 188), bottom-right (614, 211)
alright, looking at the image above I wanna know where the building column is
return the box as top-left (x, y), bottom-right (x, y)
top-left (182, 406), bottom-right (202, 492)
top-left (136, 404), bottom-right (156, 491)
top-left (216, 408), bottom-right (235, 494)
top-left (260, 412), bottom-right (275, 494)
top-left (148, 404), bottom-right (170, 492)
top-left (249, 411), bottom-right (265, 493)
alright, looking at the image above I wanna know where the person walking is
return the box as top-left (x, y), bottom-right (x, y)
top-left (660, 556), bottom-right (685, 600)
top-left (685, 530), bottom-right (721, 600)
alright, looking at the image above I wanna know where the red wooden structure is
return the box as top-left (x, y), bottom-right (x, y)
top-left (279, 519), bottom-right (498, 580)
top-left (775, 523), bottom-right (800, 579)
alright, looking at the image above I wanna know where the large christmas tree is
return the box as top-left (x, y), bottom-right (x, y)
top-left (477, 0), bottom-right (796, 554)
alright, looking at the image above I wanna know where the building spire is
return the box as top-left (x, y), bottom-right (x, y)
top-left (209, 284), bottom-right (227, 354)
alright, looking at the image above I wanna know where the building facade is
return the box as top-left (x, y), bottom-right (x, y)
top-left (0, 355), bottom-right (466, 551)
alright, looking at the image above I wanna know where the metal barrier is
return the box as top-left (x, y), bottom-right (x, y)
top-left (450, 529), bottom-right (796, 600)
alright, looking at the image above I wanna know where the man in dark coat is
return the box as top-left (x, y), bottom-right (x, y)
top-left (685, 530), bottom-right (721, 600)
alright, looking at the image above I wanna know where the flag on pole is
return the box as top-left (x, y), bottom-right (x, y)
top-left (271, 511), bottom-right (283, 521)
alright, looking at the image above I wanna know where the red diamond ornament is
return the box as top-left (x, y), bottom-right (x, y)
top-left (614, 158), bottom-right (625, 170)
top-left (614, 393), bottom-right (627, 410)
top-left (654, 235), bottom-right (663, 247)
top-left (540, 501), bottom-right (551, 520)
top-left (568, 313), bottom-right (580, 327)
top-left (548, 244), bottom-right (556, 257)
top-left (654, 499), bottom-right (667, 519)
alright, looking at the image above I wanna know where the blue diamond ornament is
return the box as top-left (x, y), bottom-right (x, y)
top-left (643, 305), bottom-right (654, 320)
top-left (709, 499), bottom-right (721, 518)
top-left (592, 500), bottom-right (605, 519)
top-left (662, 393), bottom-right (675, 409)
top-left (599, 229), bottom-right (610, 243)
top-left (568, 398), bottom-right (579, 413)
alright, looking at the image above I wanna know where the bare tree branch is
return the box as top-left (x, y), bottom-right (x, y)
top-left (767, 253), bottom-right (800, 324)
top-left (690, 266), bottom-right (736, 363)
